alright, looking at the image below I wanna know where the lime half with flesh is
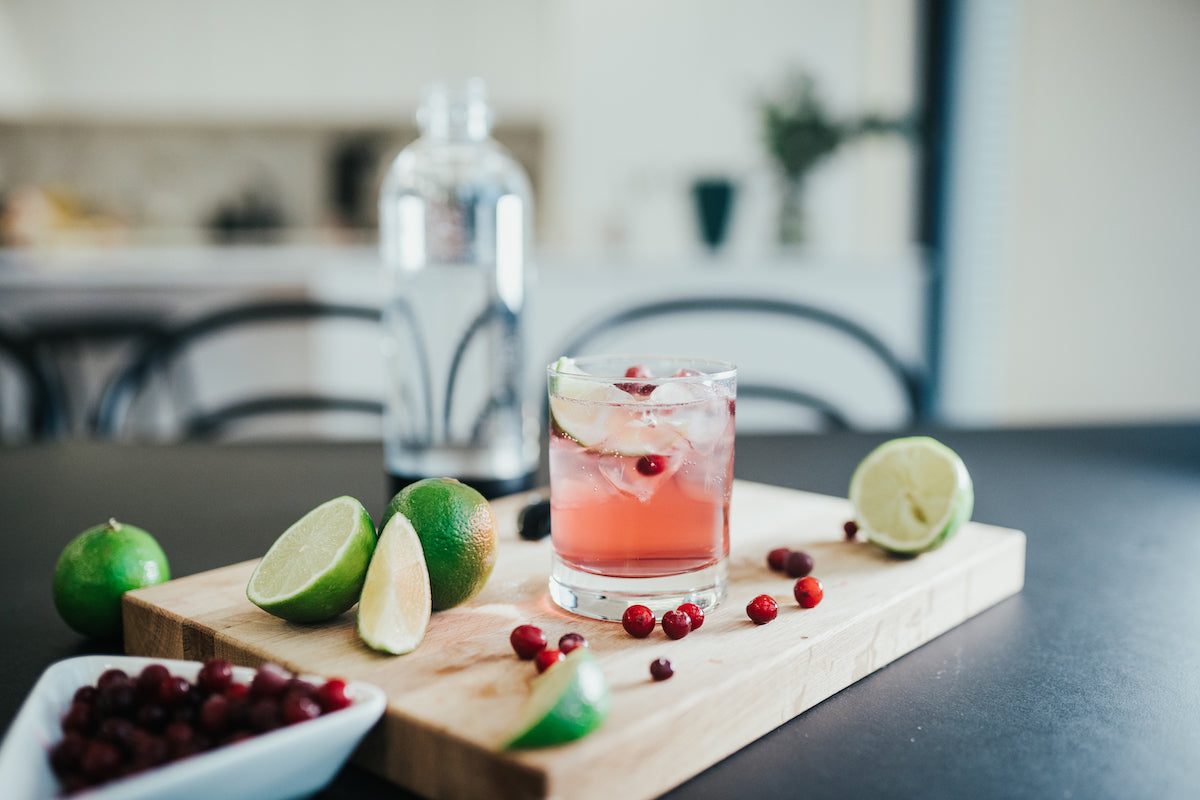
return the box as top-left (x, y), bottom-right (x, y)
top-left (357, 511), bottom-right (431, 655)
top-left (849, 436), bottom-right (974, 555)
top-left (504, 648), bottom-right (611, 749)
top-left (247, 496), bottom-right (376, 623)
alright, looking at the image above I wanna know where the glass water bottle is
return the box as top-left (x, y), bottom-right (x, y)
top-left (378, 78), bottom-right (537, 499)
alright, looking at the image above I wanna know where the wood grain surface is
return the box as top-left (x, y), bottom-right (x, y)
top-left (123, 480), bottom-right (1026, 800)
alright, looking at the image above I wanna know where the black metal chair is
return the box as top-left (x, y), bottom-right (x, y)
top-left (94, 300), bottom-right (385, 440)
top-left (550, 295), bottom-right (924, 432)
top-left (0, 322), bottom-right (68, 440)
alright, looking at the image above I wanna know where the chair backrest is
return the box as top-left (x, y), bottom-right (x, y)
top-left (94, 300), bottom-right (384, 440)
top-left (0, 323), bottom-right (68, 440)
top-left (550, 295), bottom-right (924, 432)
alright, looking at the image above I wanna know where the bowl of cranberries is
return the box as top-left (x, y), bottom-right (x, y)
top-left (0, 654), bottom-right (386, 800)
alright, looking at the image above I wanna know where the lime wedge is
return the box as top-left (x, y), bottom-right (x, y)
top-left (849, 436), bottom-right (974, 555)
top-left (357, 512), bottom-right (432, 655)
top-left (247, 496), bottom-right (377, 623)
top-left (549, 356), bottom-right (684, 456)
top-left (504, 649), bottom-right (610, 749)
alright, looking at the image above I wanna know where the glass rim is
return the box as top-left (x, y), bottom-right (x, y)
top-left (547, 354), bottom-right (737, 383)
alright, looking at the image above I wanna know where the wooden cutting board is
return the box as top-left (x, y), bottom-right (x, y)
top-left (123, 480), bottom-right (1025, 800)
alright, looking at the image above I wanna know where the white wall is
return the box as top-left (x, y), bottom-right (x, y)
top-left (0, 0), bottom-right (918, 260)
top-left (1005, 0), bottom-right (1200, 423)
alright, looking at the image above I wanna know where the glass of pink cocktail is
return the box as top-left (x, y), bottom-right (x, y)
top-left (546, 356), bottom-right (736, 620)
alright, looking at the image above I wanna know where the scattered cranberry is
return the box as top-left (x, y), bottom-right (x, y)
top-left (649, 658), bottom-right (674, 681)
top-left (636, 454), bottom-right (668, 476)
top-left (661, 610), bottom-right (692, 640)
top-left (622, 605), bottom-right (656, 638)
top-left (197, 658), bottom-right (234, 693)
top-left (558, 632), bottom-right (588, 654)
top-left (784, 550), bottom-right (814, 578)
top-left (671, 368), bottom-right (701, 378)
top-left (844, 520), bottom-right (859, 541)
top-left (677, 602), bottom-right (705, 630)
top-left (794, 576), bottom-right (824, 608)
top-left (767, 547), bottom-right (790, 572)
top-left (534, 649), bottom-right (565, 674)
top-left (510, 625), bottom-right (548, 660)
top-left (746, 595), bottom-right (778, 624)
top-left (61, 701), bottom-right (98, 736)
top-left (316, 678), bottom-right (352, 713)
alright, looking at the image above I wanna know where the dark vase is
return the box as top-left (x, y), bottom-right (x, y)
top-left (690, 178), bottom-right (736, 252)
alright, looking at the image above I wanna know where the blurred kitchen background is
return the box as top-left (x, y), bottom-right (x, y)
top-left (0, 0), bottom-right (1197, 439)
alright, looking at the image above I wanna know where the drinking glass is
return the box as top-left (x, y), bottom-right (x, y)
top-left (546, 356), bottom-right (736, 620)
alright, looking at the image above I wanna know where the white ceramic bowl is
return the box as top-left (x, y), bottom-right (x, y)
top-left (0, 655), bottom-right (387, 800)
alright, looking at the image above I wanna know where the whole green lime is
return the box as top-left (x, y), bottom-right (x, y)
top-left (381, 478), bottom-right (497, 610)
top-left (52, 519), bottom-right (170, 639)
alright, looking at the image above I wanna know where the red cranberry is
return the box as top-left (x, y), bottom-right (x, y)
top-left (316, 678), bottom-right (352, 712)
top-left (79, 739), bottom-right (121, 782)
top-left (72, 685), bottom-right (97, 705)
top-left (622, 605), bottom-right (655, 638)
top-left (677, 602), bottom-right (704, 630)
top-left (250, 663), bottom-right (290, 698)
top-left (96, 669), bottom-right (129, 691)
top-left (247, 699), bottom-right (282, 733)
top-left (157, 675), bottom-right (191, 707)
top-left (794, 576), bottom-right (824, 608)
top-left (510, 625), bottom-right (548, 659)
top-left (844, 520), bottom-right (859, 541)
top-left (225, 682), bottom-right (250, 702)
top-left (534, 649), bottom-right (565, 674)
top-left (636, 454), bottom-right (668, 476)
top-left (661, 610), bottom-right (692, 640)
top-left (558, 632), bottom-right (588, 654)
top-left (767, 547), bottom-right (790, 571)
top-left (61, 700), bottom-right (98, 735)
top-left (746, 594), bottom-right (778, 624)
top-left (784, 550), bottom-right (814, 578)
top-left (618, 365), bottom-right (657, 395)
top-left (135, 702), bottom-right (168, 733)
top-left (671, 368), bottom-right (701, 377)
top-left (197, 658), bottom-right (234, 693)
top-left (649, 657), bottom-right (674, 681)
top-left (49, 732), bottom-right (87, 776)
top-left (135, 664), bottom-right (170, 700)
top-left (198, 694), bottom-right (230, 735)
top-left (282, 692), bottom-right (322, 725)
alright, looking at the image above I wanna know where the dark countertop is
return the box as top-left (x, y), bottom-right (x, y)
top-left (2, 423), bottom-right (1198, 799)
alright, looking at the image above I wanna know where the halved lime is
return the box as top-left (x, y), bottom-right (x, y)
top-left (247, 496), bottom-right (376, 623)
top-left (548, 356), bottom-right (684, 456)
top-left (357, 512), bottom-right (431, 655)
top-left (504, 649), bottom-right (610, 749)
top-left (849, 436), bottom-right (974, 555)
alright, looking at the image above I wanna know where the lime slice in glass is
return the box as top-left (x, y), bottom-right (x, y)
top-left (549, 357), bottom-right (683, 456)
top-left (357, 512), bottom-right (431, 655)
top-left (246, 496), bottom-right (377, 623)
top-left (504, 649), bottom-right (610, 749)
top-left (849, 436), bottom-right (974, 555)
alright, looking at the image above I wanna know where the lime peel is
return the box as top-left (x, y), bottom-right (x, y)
top-left (504, 649), bottom-right (611, 749)
top-left (849, 436), bottom-right (974, 555)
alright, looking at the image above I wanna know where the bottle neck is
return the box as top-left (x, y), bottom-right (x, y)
top-left (417, 79), bottom-right (493, 142)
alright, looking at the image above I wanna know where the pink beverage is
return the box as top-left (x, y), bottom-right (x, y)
top-left (546, 356), bottom-right (736, 620)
